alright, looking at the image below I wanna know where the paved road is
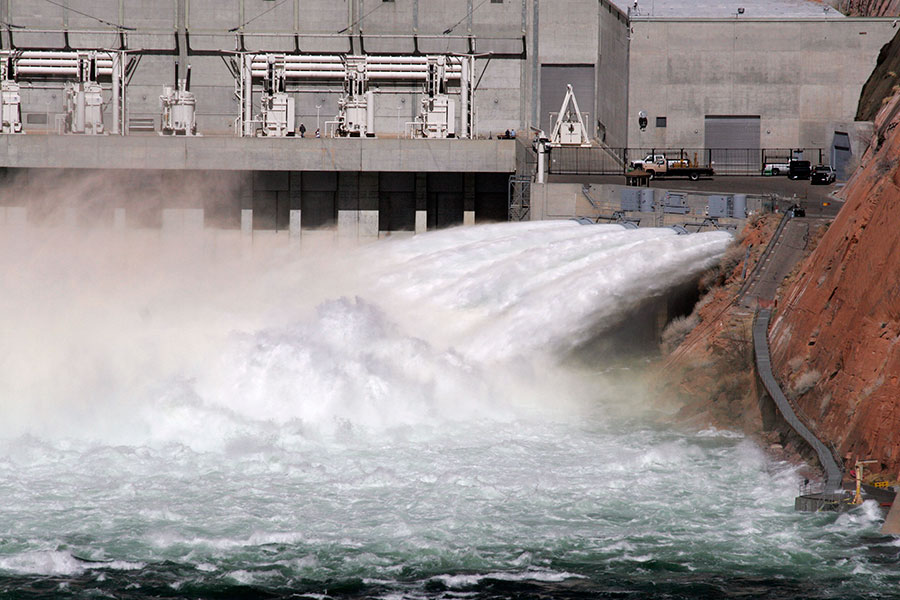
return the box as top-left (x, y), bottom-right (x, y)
top-left (740, 216), bottom-right (828, 308)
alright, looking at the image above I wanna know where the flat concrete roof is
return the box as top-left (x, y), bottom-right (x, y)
top-left (0, 135), bottom-right (516, 173)
top-left (614, 0), bottom-right (844, 18)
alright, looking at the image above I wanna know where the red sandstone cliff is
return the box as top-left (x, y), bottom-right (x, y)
top-left (836, 0), bottom-right (900, 15)
top-left (768, 92), bottom-right (900, 477)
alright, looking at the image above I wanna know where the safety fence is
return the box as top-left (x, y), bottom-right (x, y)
top-left (548, 146), bottom-right (827, 176)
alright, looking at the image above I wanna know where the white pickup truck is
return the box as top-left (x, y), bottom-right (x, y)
top-left (629, 154), bottom-right (714, 181)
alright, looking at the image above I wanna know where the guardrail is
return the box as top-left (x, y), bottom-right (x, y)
top-left (548, 146), bottom-right (827, 176)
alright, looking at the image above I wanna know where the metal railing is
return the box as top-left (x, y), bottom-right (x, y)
top-left (547, 146), bottom-right (828, 176)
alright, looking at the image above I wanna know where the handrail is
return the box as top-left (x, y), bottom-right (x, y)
top-left (753, 308), bottom-right (843, 491)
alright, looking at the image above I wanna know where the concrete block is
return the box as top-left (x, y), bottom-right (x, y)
top-left (463, 210), bottom-right (475, 226)
top-left (415, 210), bottom-right (427, 234)
top-left (359, 210), bottom-right (379, 239)
top-left (289, 209), bottom-right (301, 240)
top-left (337, 209), bottom-right (358, 238)
top-left (241, 209), bottom-right (253, 237)
top-left (113, 208), bottom-right (126, 230)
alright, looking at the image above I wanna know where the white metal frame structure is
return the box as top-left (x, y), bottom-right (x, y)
top-left (549, 84), bottom-right (591, 147)
top-left (235, 53), bottom-right (476, 139)
top-left (0, 50), bottom-right (126, 135)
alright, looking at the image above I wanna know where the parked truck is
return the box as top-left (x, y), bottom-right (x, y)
top-left (629, 153), bottom-right (714, 181)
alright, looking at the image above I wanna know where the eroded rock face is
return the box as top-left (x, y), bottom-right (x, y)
top-left (769, 92), bottom-right (900, 478)
top-left (839, 0), bottom-right (900, 16)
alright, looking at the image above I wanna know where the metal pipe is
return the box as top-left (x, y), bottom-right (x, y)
top-left (460, 56), bottom-right (469, 138)
top-left (112, 53), bottom-right (120, 134)
top-left (242, 54), bottom-right (253, 137)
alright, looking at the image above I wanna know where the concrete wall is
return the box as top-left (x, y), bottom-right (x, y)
top-left (0, 2), bottom-right (895, 157)
top-left (0, 136), bottom-right (516, 173)
top-left (626, 18), bottom-right (898, 149)
top-left (597, 0), bottom-right (630, 148)
top-left (529, 181), bottom-right (764, 229)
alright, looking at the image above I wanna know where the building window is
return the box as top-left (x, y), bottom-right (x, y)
top-left (491, 0), bottom-right (504, 3)
top-left (656, 116), bottom-right (667, 128)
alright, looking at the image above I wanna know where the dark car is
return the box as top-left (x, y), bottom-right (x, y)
top-left (788, 160), bottom-right (812, 180)
top-left (811, 165), bottom-right (836, 185)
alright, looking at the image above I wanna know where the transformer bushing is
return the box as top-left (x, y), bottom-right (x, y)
top-left (260, 57), bottom-right (294, 137)
top-left (334, 57), bottom-right (375, 138)
top-left (415, 56), bottom-right (456, 139)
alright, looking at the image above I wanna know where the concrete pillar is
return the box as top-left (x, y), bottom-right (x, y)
top-left (337, 172), bottom-right (359, 241)
top-left (113, 207), bottom-right (126, 230)
top-left (338, 172), bottom-right (379, 241)
top-left (176, 0), bottom-right (188, 73)
top-left (415, 172), bottom-right (427, 234)
top-left (882, 497), bottom-right (900, 535)
top-left (358, 172), bottom-right (379, 239)
top-left (0, 206), bottom-right (27, 227)
top-left (240, 174), bottom-right (253, 242)
top-left (463, 172), bottom-right (475, 226)
top-left (162, 208), bottom-right (204, 234)
top-left (289, 171), bottom-right (301, 242)
top-left (64, 207), bottom-right (78, 228)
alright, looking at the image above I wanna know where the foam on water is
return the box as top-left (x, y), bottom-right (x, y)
top-left (0, 222), bottom-right (896, 598)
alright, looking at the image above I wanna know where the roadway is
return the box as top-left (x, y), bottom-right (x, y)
top-left (548, 174), bottom-right (844, 218)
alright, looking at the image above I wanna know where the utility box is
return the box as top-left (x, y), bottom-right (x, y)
top-left (664, 191), bottom-right (689, 214)
top-left (620, 188), bottom-right (641, 212)
top-left (733, 194), bottom-right (747, 218)
top-left (707, 195), bottom-right (732, 218)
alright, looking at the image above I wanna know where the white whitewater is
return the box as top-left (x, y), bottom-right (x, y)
top-left (0, 222), bottom-right (893, 599)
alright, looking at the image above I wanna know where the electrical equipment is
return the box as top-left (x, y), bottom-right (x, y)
top-left (63, 53), bottom-right (105, 135)
top-left (160, 63), bottom-right (198, 136)
top-left (413, 56), bottom-right (456, 139)
top-left (0, 57), bottom-right (22, 134)
top-left (334, 56), bottom-right (374, 138)
top-left (260, 55), bottom-right (294, 137)
top-left (235, 54), bottom-right (475, 139)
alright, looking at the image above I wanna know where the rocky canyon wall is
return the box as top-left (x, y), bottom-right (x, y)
top-left (768, 91), bottom-right (900, 477)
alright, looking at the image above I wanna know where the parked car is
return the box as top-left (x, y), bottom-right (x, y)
top-left (811, 165), bottom-right (836, 185)
top-left (788, 160), bottom-right (812, 180)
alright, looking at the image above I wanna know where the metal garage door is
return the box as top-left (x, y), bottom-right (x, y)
top-left (704, 116), bottom-right (760, 175)
top-left (540, 64), bottom-right (595, 137)
top-left (832, 131), bottom-right (851, 181)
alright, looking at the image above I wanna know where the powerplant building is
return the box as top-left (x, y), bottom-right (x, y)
top-left (0, 0), bottom-right (894, 234)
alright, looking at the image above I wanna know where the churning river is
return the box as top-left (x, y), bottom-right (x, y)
top-left (0, 221), bottom-right (897, 599)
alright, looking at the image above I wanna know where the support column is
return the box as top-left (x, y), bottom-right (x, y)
top-left (414, 172), bottom-right (427, 234)
top-left (358, 172), bottom-right (379, 239)
top-left (289, 171), bottom-right (301, 242)
top-left (113, 207), bottom-right (126, 230)
top-left (337, 172), bottom-right (359, 241)
top-left (177, 0), bottom-right (188, 72)
top-left (240, 174), bottom-right (253, 242)
top-left (463, 173), bottom-right (475, 225)
top-left (111, 52), bottom-right (121, 135)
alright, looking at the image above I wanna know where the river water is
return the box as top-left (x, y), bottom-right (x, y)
top-left (0, 222), bottom-right (897, 599)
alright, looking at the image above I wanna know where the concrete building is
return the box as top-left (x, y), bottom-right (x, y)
top-left (0, 0), bottom-right (894, 233)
